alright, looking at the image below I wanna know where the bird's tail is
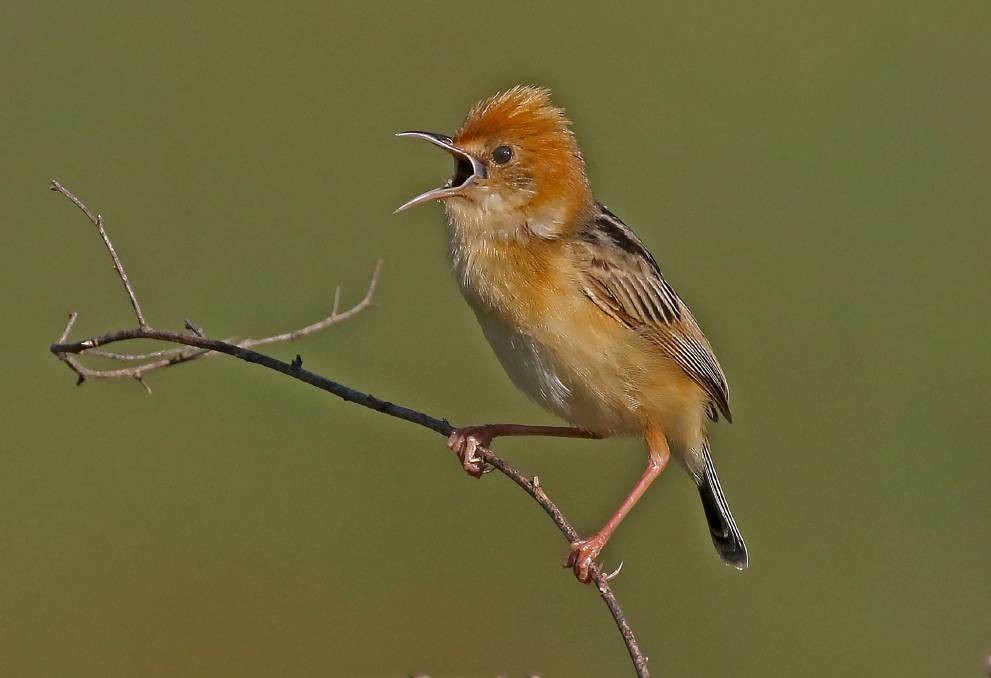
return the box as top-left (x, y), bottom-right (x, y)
top-left (696, 440), bottom-right (748, 570)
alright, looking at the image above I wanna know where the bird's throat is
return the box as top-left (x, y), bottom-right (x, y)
top-left (446, 212), bottom-right (565, 326)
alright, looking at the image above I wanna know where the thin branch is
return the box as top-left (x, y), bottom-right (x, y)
top-left (239, 260), bottom-right (380, 349)
top-left (135, 376), bottom-right (152, 394)
top-left (84, 344), bottom-right (191, 361)
top-left (57, 312), bottom-right (78, 343)
top-left (62, 262), bottom-right (381, 380)
top-left (51, 179), bottom-right (148, 329)
top-left (47, 182), bottom-right (650, 677)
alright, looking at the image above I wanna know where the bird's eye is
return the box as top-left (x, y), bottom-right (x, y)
top-left (492, 145), bottom-right (513, 165)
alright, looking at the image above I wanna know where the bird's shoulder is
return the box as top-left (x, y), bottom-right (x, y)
top-left (569, 202), bottom-right (733, 422)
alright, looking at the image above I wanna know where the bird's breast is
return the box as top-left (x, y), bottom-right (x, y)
top-left (447, 230), bottom-right (648, 435)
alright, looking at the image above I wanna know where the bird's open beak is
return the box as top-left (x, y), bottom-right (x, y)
top-left (394, 131), bottom-right (487, 213)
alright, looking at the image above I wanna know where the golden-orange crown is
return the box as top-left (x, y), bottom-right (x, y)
top-left (454, 86), bottom-right (593, 218)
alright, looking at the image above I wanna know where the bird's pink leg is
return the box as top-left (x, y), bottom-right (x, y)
top-left (447, 424), bottom-right (601, 477)
top-left (566, 426), bottom-right (671, 583)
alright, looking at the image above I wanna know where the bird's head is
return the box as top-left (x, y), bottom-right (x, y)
top-left (396, 86), bottom-right (593, 239)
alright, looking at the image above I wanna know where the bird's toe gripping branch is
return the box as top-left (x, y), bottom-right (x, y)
top-left (566, 532), bottom-right (610, 584)
top-left (447, 426), bottom-right (496, 478)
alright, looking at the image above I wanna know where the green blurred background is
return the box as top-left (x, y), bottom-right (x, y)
top-left (2, 2), bottom-right (989, 676)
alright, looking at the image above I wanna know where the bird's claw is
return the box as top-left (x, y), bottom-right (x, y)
top-left (565, 533), bottom-right (608, 584)
top-left (447, 427), bottom-right (494, 478)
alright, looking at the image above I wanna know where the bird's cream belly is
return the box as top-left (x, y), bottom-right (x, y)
top-left (471, 304), bottom-right (647, 436)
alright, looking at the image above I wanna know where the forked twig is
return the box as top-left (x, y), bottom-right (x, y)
top-left (47, 180), bottom-right (650, 677)
top-left (50, 180), bottom-right (381, 385)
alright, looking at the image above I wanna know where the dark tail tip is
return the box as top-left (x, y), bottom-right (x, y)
top-left (697, 446), bottom-right (748, 570)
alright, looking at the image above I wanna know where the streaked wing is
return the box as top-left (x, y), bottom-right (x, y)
top-left (574, 203), bottom-right (732, 422)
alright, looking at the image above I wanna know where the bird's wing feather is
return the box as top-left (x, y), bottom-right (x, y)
top-left (574, 204), bottom-right (732, 422)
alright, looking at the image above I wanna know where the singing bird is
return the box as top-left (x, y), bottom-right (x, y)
top-left (396, 86), bottom-right (747, 582)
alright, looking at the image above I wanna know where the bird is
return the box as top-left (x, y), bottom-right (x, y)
top-left (395, 85), bottom-right (747, 582)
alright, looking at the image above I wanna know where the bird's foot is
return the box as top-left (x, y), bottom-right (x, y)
top-left (447, 426), bottom-right (495, 478)
top-left (565, 532), bottom-right (609, 584)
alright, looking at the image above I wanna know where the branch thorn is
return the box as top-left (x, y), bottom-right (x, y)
top-left (184, 318), bottom-right (205, 337)
top-left (604, 560), bottom-right (625, 582)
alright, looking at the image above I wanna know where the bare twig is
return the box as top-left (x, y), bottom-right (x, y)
top-left (51, 179), bottom-right (148, 329)
top-left (238, 262), bottom-right (380, 349)
top-left (85, 345), bottom-right (188, 362)
top-left (56, 312), bottom-right (78, 343)
top-left (59, 258), bottom-right (381, 382)
top-left (47, 181), bottom-right (650, 677)
top-left (135, 376), bottom-right (152, 394)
